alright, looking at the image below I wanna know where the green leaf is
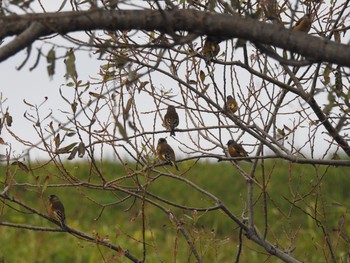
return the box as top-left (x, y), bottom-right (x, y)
top-left (323, 63), bottom-right (332, 85)
top-left (67, 146), bottom-right (78, 160)
top-left (282, 49), bottom-right (287, 60)
top-left (56, 142), bottom-right (78, 154)
top-left (334, 66), bottom-right (343, 97)
top-left (115, 119), bottom-right (128, 140)
top-left (46, 48), bottom-right (56, 78)
top-left (138, 81), bottom-right (149, 93)
top-left (78, 142), bottom-right (85, 158)
top-left (64, 49), bottom-right (77, 80)
top-left (115, 55), bottom-right (128, 69)
top-left (277, 128), bottom-right (286, 136)
top-left (123, 98), bottom-right (133, 120)
top-left (89, 92), bottom-right (106, 99)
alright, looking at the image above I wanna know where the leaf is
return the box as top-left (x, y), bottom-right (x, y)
top-left (54, 133), bottom-right (60, 149)
top-left (123, 98), bottom-right (133, 120)
top-left (282, 49), bottom-right (287, 60)
top-left (46, 48), bottom-right (56, 78)
top-left (89, 92), bottom-right (106, 99)
top-left (334, 66), bottom-right (343, 97)
top-left (5, 113), bottom-right (12, 126)
top-left (324, 92), bottom-right (335, 115)
top-left (199, 70), bottom-right (206, 83)
top-left (71, 101), bottom-right (77, 113)
top-left (64, 49), bottom-right (77, 80)
top-left (48, 121), bottom-right (55, 135)
top-left (323, 63), bottom-right (332, 85)
top-left (67, 146), bottom-right (78, 160)
top-left (78, 142), bottom-right (85, 158)
top-left (56, 142), bottom-right (78, 154)
top-left (103, 70), bottom-right (116, 82)
top-left (66, 131), bottom-right (76, 137)
top-left (115, 55), bottom-right (128, 68)
top-left (283, 125), bottom-right (292, 132)
top-left (128, 121), bottom-right (137, 131)
top-left (115, 119), bottom-right (128, 140)
top-left (277, 128), bottom-right (286, 136)
top-left (138, 81), bottom-right (149, 93)
top-left (0, 137), bottom-right (5, 144)
top-left (11, 161), bottom-right (30, 173)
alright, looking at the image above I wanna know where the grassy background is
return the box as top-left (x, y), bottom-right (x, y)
top-left (0, 160), bottom-right (349, 262)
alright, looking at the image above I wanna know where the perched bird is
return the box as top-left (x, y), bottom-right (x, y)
top-left (48, 194), bottom-right (66, 228)
top-left (292, 14), bottom-right (312, 33)
top-left (156, 138), bottom-right (179, 171)
top-left (202, 36), bottom-right (220, 62)
top-left (225, 95), bottom-right (238, 115)
top-left (227, 139), bottom-right (252, 162)
top-left (163, 105), bottom-right (179, 136)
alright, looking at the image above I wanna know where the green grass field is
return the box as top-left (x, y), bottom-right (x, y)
top-left (0, 160), bottom-right (349, 262)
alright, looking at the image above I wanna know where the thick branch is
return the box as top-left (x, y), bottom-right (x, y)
top-left (307, 97), bottom-right (350, 156)
top-left (0, 9), bottom-right (350, 66)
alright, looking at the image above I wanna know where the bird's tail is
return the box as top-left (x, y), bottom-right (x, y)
top-left (169, 160), bottom-right (179, 171)
top-left (56, 212), bottom-right (66, 229)
top-left (174, 162), bottom-right (179, 171)
top-left (170, 128), bottom-right (176, 136)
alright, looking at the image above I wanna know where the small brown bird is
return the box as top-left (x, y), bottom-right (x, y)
top-left (48, 194), bottom-right (66, 228)
top-left (163, 105), bottom-right (179, 136)
top-left (225, 95), bottom-right (238, 115)
top-left (227, 139), bottom-right (252, 162)
top-left (156, 138), bottom-right (179, 171)
top-left (292, 14), bottom-right (312, 33)
top-left (202, 36), bottom-right (220, 62)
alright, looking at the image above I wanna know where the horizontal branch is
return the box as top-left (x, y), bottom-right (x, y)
top-left (0, 9), bottom-right (349, 66)
top-left (0, 221), bottom-right (63, 232)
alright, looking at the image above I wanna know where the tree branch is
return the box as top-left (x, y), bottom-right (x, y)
top-left (0, 22), bottom-right (44, 62)
top-left (0, 9), bottom-right (349, 66)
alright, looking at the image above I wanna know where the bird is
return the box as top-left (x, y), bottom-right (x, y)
top-left (48, 194), bottom-right (66, 228)
top-left (292, 14), bottom-right (312, 33)
top-left (225, 95), bottom-right (238, 115)
top-left (156, 138), bottom-right (179, 171)
top-left (227, 139), bottom-right (252, 162)
top-left (202, 36), bottom-right (221, 62)
top-left (163, 105), bottom-right (179, 136)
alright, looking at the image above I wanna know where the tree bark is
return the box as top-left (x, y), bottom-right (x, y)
top-left (0, 9), bottom-right (349, 66)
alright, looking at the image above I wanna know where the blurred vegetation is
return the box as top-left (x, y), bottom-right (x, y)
top-left (0, 160), bottom-right (349, 262)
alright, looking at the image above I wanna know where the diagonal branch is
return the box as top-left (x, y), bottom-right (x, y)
top-left (0, 22), bottom-right (44, 62)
